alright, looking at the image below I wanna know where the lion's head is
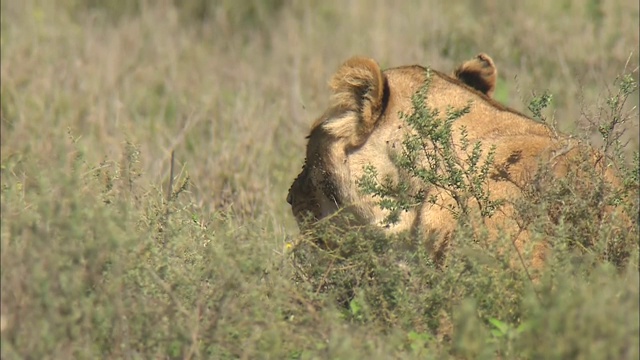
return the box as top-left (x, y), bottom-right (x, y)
top-left (287, 54), bottom-right (629, 268)
top-left (285, 53), bottom-right (619, 255)
top-left (287, 54), bottom-right (504, 226)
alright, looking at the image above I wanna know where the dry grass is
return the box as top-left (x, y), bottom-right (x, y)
top-left (1, 0), bottom-right (638, 358)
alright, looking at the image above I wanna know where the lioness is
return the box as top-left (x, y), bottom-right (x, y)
top-left (286, 54), bottom-right (616, 266)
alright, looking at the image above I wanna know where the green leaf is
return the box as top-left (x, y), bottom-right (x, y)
top-left (489, 318), bottom-right (509, 335)
top-left (349, 299), bottom-right (361, 316)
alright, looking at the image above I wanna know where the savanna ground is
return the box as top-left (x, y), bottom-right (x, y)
top-left (1, 1), bottom-right (639, 359)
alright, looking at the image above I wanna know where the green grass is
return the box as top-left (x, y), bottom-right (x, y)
top-left (1, 1), bottom-right (639, 359)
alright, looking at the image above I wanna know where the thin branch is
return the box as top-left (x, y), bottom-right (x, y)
top-left (167, 150), bottom-right (175, 203)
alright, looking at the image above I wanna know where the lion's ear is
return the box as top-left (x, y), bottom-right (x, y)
top-left (454, 53), bottom-right (497, 97)
top-left (323, 57), bottom-right (386, 147)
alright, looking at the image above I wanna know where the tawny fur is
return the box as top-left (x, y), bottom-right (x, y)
top-left (287, 55), bottom-right (620, 269)
top-left (453, 53), bottom-right (497, 97)
top-left (322, 57), bottom-right (386, 148)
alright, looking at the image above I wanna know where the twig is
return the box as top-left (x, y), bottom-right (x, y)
top-left (161, 150), bottom-right (176, 246)
top-left (510, 228), bottom-right (542, 304)
top-left (147, 267), bottom-right (190, 317)
top-left (167, 150), bottom-right (175, 204)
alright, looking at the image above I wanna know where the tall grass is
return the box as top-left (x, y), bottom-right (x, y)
top-left (1, 0), bottom-right (638, 358)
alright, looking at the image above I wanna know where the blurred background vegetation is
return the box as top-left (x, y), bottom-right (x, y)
top-left (1, 0), bottom-right (638, 358)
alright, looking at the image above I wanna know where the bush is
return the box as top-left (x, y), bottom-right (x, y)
top-left (290, 67), bottom-right (639, 358)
